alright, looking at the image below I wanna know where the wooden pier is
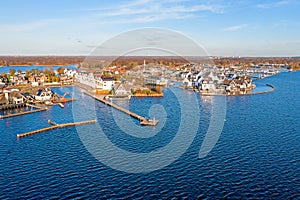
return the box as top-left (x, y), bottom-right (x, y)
top-left (0, 104), bottom-right (47, 119)
top-left (17, 119), bottom-right (97, 138)
top-left (84, 91), bottom-right (158, 126)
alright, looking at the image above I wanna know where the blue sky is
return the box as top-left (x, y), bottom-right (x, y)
top-left (0, 0), bottom-right (299, 56)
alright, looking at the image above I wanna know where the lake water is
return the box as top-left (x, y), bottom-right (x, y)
top-left (0, 65), bottom-right (77, 74)
top-left (0, 71), bottom-right (299, 199)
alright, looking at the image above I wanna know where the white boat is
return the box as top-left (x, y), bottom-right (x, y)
top-left (44, 101), bottom-right (53, 105)
top-left (58, 103), bottom-right (65, 108)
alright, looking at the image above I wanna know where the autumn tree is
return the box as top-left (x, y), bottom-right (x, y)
top-left (57, 67), bottom-right (65, 75)
top-left (1, 73), bottom-right (7, 78)
top-left (9, 68), bottom-right (16, 76)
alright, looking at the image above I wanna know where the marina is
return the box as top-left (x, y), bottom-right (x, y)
top-left (0, 71), bottom-right (299, 199)
top-left (0, 0), bottom-right (299, 197)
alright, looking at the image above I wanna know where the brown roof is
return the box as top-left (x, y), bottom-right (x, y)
top-left (9, 91), bottom-right (24, 98)
top-left (0, 93), bottom-right (8, 104)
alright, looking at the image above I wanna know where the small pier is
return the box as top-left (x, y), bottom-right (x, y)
top-left (0, 103), bottom-right (27, 110)
top-left (0, 104), bottom-right (47, 119)
top-left (17, 119), bottom-right (97, 138)
top-left (84, 91), bottom-right (158, 126)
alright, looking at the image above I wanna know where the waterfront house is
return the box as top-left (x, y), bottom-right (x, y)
top-left (101, 76), bottom-right (114, 90)
top-left (111, 83), bottom-right (132, 99)
top-left (76, 72), bottom-right (114, 91)
top-left (0, 93), bottom-right (8, 105)
top-left (182, 77), bottom-right (193, 88)
top-left (34, 88), bottom-right (54, 101)
top-left (2, 90), bottom-right (26, 104)
top-left (199, 71), bottom-right (223, 92)
top-left (75, 72), bottom-right (96, 88)
top-left (93, 73), bottom-right (104, 89)
top-left (9, 91), bottom-right (26, 104)
top-left (201, 78), bottom-right (217, 91)
top-left (144, 76), bottom-right (168, 86)
top-left (223, 75), bottom-right (253, 94)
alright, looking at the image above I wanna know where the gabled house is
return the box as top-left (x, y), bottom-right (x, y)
top-left (0, 93), bottom-right (8, 105)
top-left (34, 88), bottom-right (54, 101)
top-left (113, 83), bottom-right (131, 96)
top-left (9, 91), bottom-right (25, 104)
top-left (199, 71), bottom-right (222, 92)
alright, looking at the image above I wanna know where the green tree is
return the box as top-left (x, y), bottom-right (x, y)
top-left (31, 68), bottom-right (39, 75)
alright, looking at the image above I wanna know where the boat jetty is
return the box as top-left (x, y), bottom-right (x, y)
top-left (17, 119), bottom-right (97, 138)
top-left (83, 90), bottom-right (158, 126)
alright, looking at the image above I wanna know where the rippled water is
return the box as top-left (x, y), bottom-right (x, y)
top-left (1, 71), bottom-right (299, 199)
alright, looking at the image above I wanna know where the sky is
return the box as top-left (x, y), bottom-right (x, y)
top-left (0, 0), bottom-right (299, 57)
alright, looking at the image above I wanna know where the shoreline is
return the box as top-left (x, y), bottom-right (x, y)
top-left (199, 84), bottom-right (275, 96)
top-left (179, 84), bottom-right (275, 96)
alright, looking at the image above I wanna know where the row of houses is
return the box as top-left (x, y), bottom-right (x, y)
top-left (75, 72), bottom-right (115, 91)
top-left (0, 68), bottom-right (76, 87)
top-left (0, 87), bottom-right (57, 106)
top-left (182, 69), bottom-right (255, 95)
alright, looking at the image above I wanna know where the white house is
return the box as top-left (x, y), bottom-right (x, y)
top-left (114, 84), bottom-right (131, 96)
top-left (64, 69), bottom-right (77, 77)
top-left (34, 88), bottom-right (53, 101)
top-left (111, 83), bottom-right (131, 99)
top-left (10, 91), bottom-right (25, 104)
top-left (76, 72), bottom-right (114, 91)
top-left (75, 72), bottom-right (96, 88)
top-left (101, 76), bottom-right (114, 90)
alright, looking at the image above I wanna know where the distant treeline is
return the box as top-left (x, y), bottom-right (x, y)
top-left (0, 56), bottom-right (85, 66)
top-left (1, 56), bottom-right (300, 69)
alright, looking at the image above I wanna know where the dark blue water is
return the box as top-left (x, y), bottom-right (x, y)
top-left (0, 71), bottom-right (299, 199)
top-left (0, 65), bottom-right (77, 74)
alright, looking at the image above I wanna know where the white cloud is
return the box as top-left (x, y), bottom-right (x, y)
top-left (257, 0), bottom-right (289, 9)
top-left (222, 24), bottom-right (248, 32)
top-left (87, 0), bottom-right (224, 25)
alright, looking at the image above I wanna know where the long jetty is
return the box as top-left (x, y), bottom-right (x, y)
top-left (17, 119), bottom-right (97, 138)
top-left (83, 91), bottom-right (158, 126)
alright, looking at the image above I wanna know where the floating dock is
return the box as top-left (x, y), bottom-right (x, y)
top-left (84, 91), bottom-right (158, 126)
top-left (17, 119), bottom-right (97, 138)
